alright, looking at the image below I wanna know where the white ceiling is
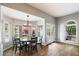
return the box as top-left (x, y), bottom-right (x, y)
top-left (2, 6), bottom-right (43, 21)
top-left (29, 3), bottom-right (79, 17)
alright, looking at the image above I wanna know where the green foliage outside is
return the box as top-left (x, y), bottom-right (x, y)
top-left (66, 26), bottom-right (76, 35)
top-left (67, 21), bottom-right (75, 24)
top-left (66, 21), bottom-right (76, 35)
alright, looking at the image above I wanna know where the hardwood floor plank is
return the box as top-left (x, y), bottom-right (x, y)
top-left (3, 42), bottom-right (79, 56)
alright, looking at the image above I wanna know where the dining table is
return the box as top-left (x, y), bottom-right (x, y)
top-left (20, 38), bottom-right (31, 42)
top-left (20, 38), bottom-right (32, 45)
top-left (20, 37), bottom-right (38, 45)
top-left (20, 37), bottom-right (38, 51)
top-left (20, 38), bottom-right (32, 51)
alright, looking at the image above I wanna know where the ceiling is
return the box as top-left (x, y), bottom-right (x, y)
top-left (2, 6), bottom-right (43, 21)
top-left (29, 3), bottom-right (79, 17)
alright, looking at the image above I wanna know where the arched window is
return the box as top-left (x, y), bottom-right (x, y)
top-left (66, 20), bottom-right (77, 41)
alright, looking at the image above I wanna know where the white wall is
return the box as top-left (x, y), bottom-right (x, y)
top-left (57, 12), bottom-right (79, 45)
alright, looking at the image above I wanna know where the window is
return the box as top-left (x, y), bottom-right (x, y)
top-left (66, 20), bottom-right (76, 41)
top-left (4, 21), bottom-right (10, 43)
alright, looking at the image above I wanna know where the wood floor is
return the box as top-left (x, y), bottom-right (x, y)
top-left (3, 42), bottom-right (79, 56)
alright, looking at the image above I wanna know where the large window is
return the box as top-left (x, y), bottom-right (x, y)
top-left (3, 21), bottom-right (11, 43)
top-left (66, 20), bottom-right (76, 41)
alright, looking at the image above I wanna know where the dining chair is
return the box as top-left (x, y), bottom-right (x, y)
top-left (13, 38), bottom-right (25, 55)
top-left (31, 37), bottom-right (38, 51)
top-left (27, 37), bottom-right (38, 52)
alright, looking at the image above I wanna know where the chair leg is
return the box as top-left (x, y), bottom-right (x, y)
top-left (15, 46), bottom-right (17, 54)
top-left (31, 46), bottom-right (32, 52)
top-left (32, 47), bottom-right (34, 51)
top-left (12, 46), bottom-right (15, 55)
top-left (36, 46), bottom-right (38, 52)
top-left (12, 46), bottom-right (14, 51)
top-left (28, 46), bottom-right (29, 52)
top-left (19, 47), bottom-right (21, 55)
top-left (25, 46), bottom-right (26, 51)
top-left (25, 45), bottom-right (27, 52)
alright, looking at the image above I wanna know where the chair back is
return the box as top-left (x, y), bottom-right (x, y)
top-left (15, 38), bottom-right (20, 43)
top-left (13, 38), bottom-right (22, 46)
top-left (31, 37), bottom-right (37, 45)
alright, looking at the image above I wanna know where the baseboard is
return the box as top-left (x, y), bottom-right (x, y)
top-left (46, 41), bottom-right (55, 46)
top-left (57, 41), bottom-right (79, 46)
top-left (3, 45), bottom-right (13, 51)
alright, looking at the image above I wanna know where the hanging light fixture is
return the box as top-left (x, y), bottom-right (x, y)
top-left (26, 15), bottom-right (30, 26)
top-left (22, 15), bottom-right (30, 34)
top-left (15, 20), bottom-right (19, 25)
